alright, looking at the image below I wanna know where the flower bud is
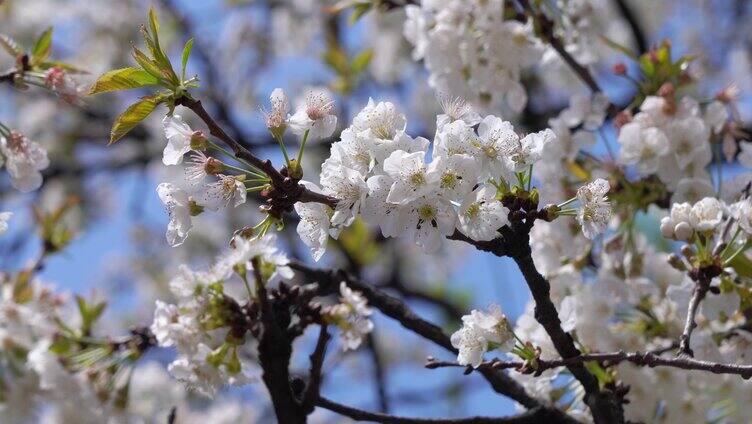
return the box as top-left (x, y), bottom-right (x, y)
top-left (660, 217), bottom-right (675, 239)
top-left (614, 110), bottom-right (633, 129)
top-left (658, 82), bottom-right (675, 98)
top-left (674, 221), bottom-right (693, 241)
top-left (680, 244), bottom-right (695, 259)
top-left (667, 253), bottom-right (686, 271)
top-left (613, 62), bottom-right (627, 75)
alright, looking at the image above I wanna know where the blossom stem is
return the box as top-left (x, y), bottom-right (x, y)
top-left (208, 141), bottom-right (266, 177)
top-left (240, 272), bottom-right (254, 300)
top-left (274, 133), bottom-right (291, 166)
top-left (526, 165), bottom-right (533, 191)
top-left (222, 161), bottom-right (264, 177)
top-left (296, 129), bottom-right (310, 164)
top-left (720, 227), bottom-right (742, 258)
top-left (557, 197), bottom-right (577, 208)
top-left (724, 242), bottom-right (749, 265)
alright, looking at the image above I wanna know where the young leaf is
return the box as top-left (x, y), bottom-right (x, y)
top-left (31, 27), bottom-right (53, 65)
top-left (149, 7), bottom-right (161, 46)
top-left (110, 94), bottom-right (166, 144)
top-left (0, 34), bottom-right (23, 57)
top-left (599, 35), bottom-right (637, 60)
top-left (349, 2), bottom-right (372, 25)
top-left (351, 49), bottom-right (373, 74)
top-left (322, 45), bottom-right (350, 76)
top-left (181, 38), bottom-right (194, 81)
top-left (88, 67), bottom-right (159, 95)
top-left (132, 47), bottom-right (168, 83)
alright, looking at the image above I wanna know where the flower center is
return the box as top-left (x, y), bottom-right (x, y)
top-left (418, 204), bottom-right (436, 220)
top-left (410, 172), bottom-right (426, 186)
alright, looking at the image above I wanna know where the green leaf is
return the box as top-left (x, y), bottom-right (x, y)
top-left (132, 47), bottom-right (167, 82)
top-left (181, 38), bottom-right (194, 80)
top-left (351, 49), bottom-right (373, 74)
top-left (31, 27), bottom-right (53, 65)
top-left (599, 35), bottom-right (637, 60)
top-left (322, 46), bottom-right (350, 76)
top-left (110, 94), bottom-right (165, 144)
top-left (0, 33), bottom-right (23, 57)
top-left (729, 253), bottom-right (752, 278)
top-left (349, 2), bottom-right (372, 25)
top-left (88, 67), bottom-right (159, 95)
top-left (149, 7), bottom-right (161, 46)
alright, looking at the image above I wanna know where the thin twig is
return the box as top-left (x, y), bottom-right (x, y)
top-left (678, 277), bottom-right (711, 357)
top-left (426, 350), bottom-right (752, 379)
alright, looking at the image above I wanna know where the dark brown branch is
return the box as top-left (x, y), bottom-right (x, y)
top-left (176, 97), bottom-right (339, 210)
top-left (426, 350), bottom-right (752, 379)
top-left (252, 257), bottom-right (307, 424)
top-left (316, 397), bottom-right (575, 424)
top-left (366, 332), bottom-right (390, 412)
top-left (612, 0), bottom-right (648, 54)
top-left (516, 0), bottom-right (620, 118)
top-left (511, 249), bottom-right (622, 423)
top-left (302, 324), bottom-right (331, 412)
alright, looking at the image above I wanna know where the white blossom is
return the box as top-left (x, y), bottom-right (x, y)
top-left (294, 183), bottom-right (331, 261)
top-left (457, 186), bottom-right (509, 241)
top-left (451, 305), bottom-right (515, 368)
top-left (328, 282), bottom-right (373, 351)
top-left (201, 174), bottom-right (247, 210)
top-left (156, 183), bottom-right (194, 247)
top-left (383, 150), bottom-right (438, 205)
top-left (576, 178), bottom-right (612, 239)
top-left (0, 131), bottom-right (49, 192)
top-left (689, 197), bottom-right (724, 232)
top-left (162, 115), bottom-right (198, 166)
top-left (288, 88), bottom-right (337, 141)
top-left (618, 122), bottom-right (670, 175)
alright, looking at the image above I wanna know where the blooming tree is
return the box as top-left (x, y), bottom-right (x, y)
top-left (2, 1), bottom-right (752, 423)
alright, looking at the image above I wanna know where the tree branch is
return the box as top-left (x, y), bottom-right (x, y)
top-left (426, 350), bottom-right (752, 379)
top-left (510, 245), bottom-right (623, 423)
top-left (612, 0), bottom-right (648, 55)
top-left (302, 324), bottom-right (331, 412)
top-left (252, 257), bottom-right (307, 423)
top-left (366, 331), bottom-right (391, 412)
top-left (678, 276), bottom-right (711, 357)
top-left (516, 0), bottom-right (620, 118)
top-left (315, 396), bottom-right (576, 424)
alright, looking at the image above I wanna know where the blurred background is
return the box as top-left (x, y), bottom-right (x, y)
top-left (1, 0), bottom-right (751, 421)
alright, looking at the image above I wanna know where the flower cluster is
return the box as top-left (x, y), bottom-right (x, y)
top-left (617, 91), bottom-right (734, 203)
top-left (150, 234), bottom-right (293, 396)
top-left (404, 1), bottom-right (542, 112)
top-left (450, 305), bottom-right (515, 368)
top-left (156, 115), bottom-right (248, 246)
top-left (295, 97), bottom-right (613, 260)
